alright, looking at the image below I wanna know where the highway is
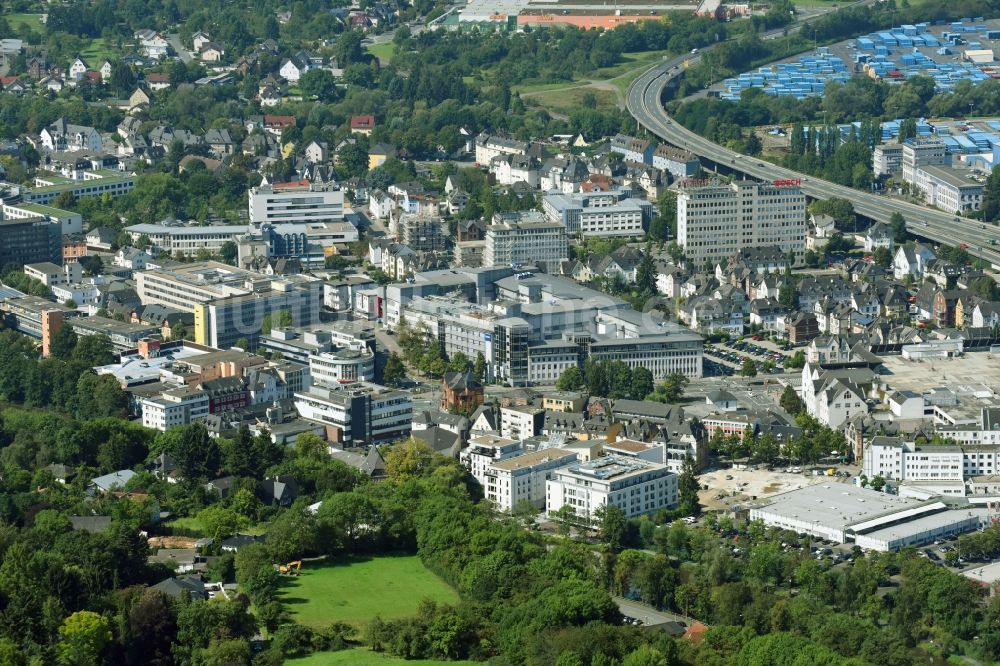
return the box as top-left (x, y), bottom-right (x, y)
top-left (625, 20), bottom-right (1000, 266)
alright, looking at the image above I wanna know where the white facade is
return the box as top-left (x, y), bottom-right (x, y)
top-left (249, 182), bottom-right (345, 225)
top-left (501, 406), bottom-right (543, 441)
top-left (460, 434), bottom-right (524, 486)
top-left (486, 448), bottom-right (579, 511)
top-left (308, 349), bottom-right (375, 384)
top-left (483, 218), bottom-right (568, 273)
top-left (141, 387), bottom-right (210, 431)
top-left (676, 179), bottom-right (806, 266)
top-left (546, 455), bottom-right (677, 521)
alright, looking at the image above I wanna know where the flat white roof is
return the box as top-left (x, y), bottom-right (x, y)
top-left (752, 484), bottom-right (924, 531)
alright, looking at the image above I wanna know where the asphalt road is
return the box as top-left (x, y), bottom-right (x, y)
top-left (625, 2), bottom-right (1000, 267)
top-left (167, 34), bottom-right (193, 63)
top-left (614, 596), bottom-right (701, 628)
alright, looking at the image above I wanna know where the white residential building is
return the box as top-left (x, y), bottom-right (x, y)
top-left (141, 386), bottom-right (210, 431)
top-left (676, 178), bottom-right (806, 267)
top-left (474, 133), bottom-right (528, 166)
top-left (546, 455), bottom-right (678, 521)
top-left (485, 448), bottom-right (579, 511)
top-left (892, 243), bottom-right (936, 280)
top-left (800, 363), bottom-right (875, 429)
top-left (501, 405), bottom-right (544, 440)
top-left (460, 434), bottom-right (524, 486)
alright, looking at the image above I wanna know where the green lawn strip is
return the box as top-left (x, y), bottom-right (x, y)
top-left (286, 647), bottom-right (479, 665)
top-left (278, 554), bottom-right (459, 629)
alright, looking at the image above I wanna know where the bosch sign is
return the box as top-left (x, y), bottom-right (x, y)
top-left (772, 179), bottom-right (801, 187)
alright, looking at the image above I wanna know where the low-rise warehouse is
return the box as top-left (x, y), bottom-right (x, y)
top-left (749, 484), bottom-right (988, 551)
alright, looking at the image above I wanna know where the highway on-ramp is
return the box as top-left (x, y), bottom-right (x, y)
top-left (625, 17), bottom-right (1000, 266)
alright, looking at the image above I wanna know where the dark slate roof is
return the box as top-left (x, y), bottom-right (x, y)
top-left (152, 575), bottom-right (206, 599)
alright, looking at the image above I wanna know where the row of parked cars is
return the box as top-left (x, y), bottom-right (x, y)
top-left (703, 343), bottom-right (783, 375)
top-left (725, 339), bottom-right (788, 365)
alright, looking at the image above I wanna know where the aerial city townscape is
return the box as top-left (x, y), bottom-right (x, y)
top-left (12, 0), bottom-right (1000, 664)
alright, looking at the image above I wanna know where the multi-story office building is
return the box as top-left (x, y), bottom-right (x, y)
top-left (485, 448), bottom-right (579, 511)
top-left (70, 316), bottom-right (160, 352)
top-left (248, 180), bottom-right (345, 225)
top-left (391, 270), bottom-right (702, 386)
top-left (136, 262), bottom-right (321, 348)
top-left (0, 216), bottom-right (61, 266)
top-left (589, 333), bottom-right (703, 378)
top-left (873, 143), bottom-right (904, 177)
top-left (309, 348), bottom-right (376, 385)
top-left (901, 140), bottom-right (949, 182)
top-left (543, 189), bottom-right (653, 238)
top-left (546, 454), bottom-right (678, 521)
top-left (293, 382), bottom-right (412, 446)
top-left (908, 165), bottom-right (984, 214)
top-left (676, 178), bottom-right (806, 267)
top-left (483, 212), bottom-right (568, 273)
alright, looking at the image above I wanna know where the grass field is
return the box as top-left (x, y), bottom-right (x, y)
top-left (6, 13), bottom-right (44, 34)
top-left (366, 42), bottom-right (395, 63)
top-left (166, 516), bottom-right (268, 537)
top-left (286, 648), bottom-right (479, 665)
top-left (529, 86), bottom-right (617, 113)
top-left (79, 38), bottom-right (114, 64)
top-left (279, 555), bottom-right (459, 629)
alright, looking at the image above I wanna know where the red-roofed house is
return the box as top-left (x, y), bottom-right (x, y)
top-left (264, 114), bottom-right (296, 136)
top-left (146, 73), bottom-right (171, 91)
top-left (351, 115), bottom-right (375, 136)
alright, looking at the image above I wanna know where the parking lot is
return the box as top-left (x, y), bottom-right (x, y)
top-left (703, 339), bottom-right (790, 375)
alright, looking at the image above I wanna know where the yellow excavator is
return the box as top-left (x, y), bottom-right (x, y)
top-left (277, 560), bottom-right (302, 576)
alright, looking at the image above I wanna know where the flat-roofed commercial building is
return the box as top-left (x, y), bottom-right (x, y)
top-left (135, 262), bottom-right (322, 348)
top-left (0, 216), bottom-right (61, 266)
top-left (543, 189), bottom-right (653, 238)
top-left (309, 348), bottom-right (375, 384)
top-left (3, 202), bottom-right (82, 234)
top-left (125, 222), bottom-right (249, 256)
top-left (676, 178), bottom-right (806, 267)
top-left (546, 454), bottom-right (677, 521)
top-left (294, 382), bottom-right (411, 446)
top-left (22, 171), bottom-right (134, 205)
top-left (750, 483), bottom-right (988, 551)
top-left (249, 180), bottom-right (345, 225)
top-left (483, 213), bottom-right (568, 273)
